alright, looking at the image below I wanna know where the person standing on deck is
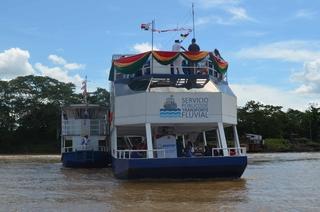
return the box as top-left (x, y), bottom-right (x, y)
top-left (188, 38), bottom-right (200, 52)
top-left (188, 38), bottom-right (200, 74)
top-left (172, 40), bottom-right (186, 74)
top-left (81, 135), bottom-right (89, 149)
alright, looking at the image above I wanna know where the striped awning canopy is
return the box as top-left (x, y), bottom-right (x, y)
top-left (109, 50), bottom-right (228, 81)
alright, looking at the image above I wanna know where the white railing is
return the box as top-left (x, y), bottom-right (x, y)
top-left (62, 145), bottom-right (107, 153)
top-left (61, 119), bottom-right (107, 136)
top-left (63, 147), bottom-right (73, 153)
top-left (211, 147), bottom-right (246, 157)
top-left (116, 149), bottom-right (166, 159)
top-left (113, 147), bottom-right (246, 159)
top-left (116, 62), bottom-right (227, 83)
top-left (98, 146), bottom-right (107, 152)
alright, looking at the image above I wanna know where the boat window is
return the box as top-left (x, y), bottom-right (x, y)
top-left (98, 140), bottom-right (107, 147)
top-left (128, 78), bottom-right (151, 91)
top-left (149, 76), bottom-right (209, 90)
top-left (65, 140), bottom-right (72, 147)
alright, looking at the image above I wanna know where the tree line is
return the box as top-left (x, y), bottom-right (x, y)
top-left (0, 75), bottom-right (109, 153)
top-left (0, 75), bottom-right (319, 153)
top-left (237, 101), bottom-right (319, 143)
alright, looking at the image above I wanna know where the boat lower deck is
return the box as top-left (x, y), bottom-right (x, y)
top-left (112, 156), bottom-right (247, 179)
top-left (62, 151), bottom-right (110, 168)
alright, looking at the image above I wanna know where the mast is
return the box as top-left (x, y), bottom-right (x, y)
top-left (81, 76), bottom-right (89, 120)
top-left (151, 20), bottom-right (154, 52)
top-left (192, 3), bottom-right (195, 39)
top-left (151, 19), bottom-right (155, 74)
top-left (82, 75), bottom-right (88, 106)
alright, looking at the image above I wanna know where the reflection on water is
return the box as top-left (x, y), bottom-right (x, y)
top-left (0, 153), bottom-right (320, 211)
top-left (111, 179), bottom-right (247, 211)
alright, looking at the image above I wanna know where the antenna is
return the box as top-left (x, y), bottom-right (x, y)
top-left (151, 19), bottom-right (155, 74)
top-left (151, 20), bottom-right (155, 52)
top-left (81, 75), bottom-right (88, 106)
top-left (192, 3), bottom-right (195, 39)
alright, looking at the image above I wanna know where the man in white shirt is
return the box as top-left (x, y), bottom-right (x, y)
top-left (172, 40), bottom-right (186, 74)
top-left (81, 135), bottom-right (89, 149)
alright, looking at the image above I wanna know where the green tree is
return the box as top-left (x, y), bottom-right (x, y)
top-left (283, 109), bottom-right (306, 139)
top-left (305, 104), bottom-right (320, 141)
top-left (88, 87), bottom-right (110, 107)
top-left (238, 101), bottom-right (286, 138)
top-left (0, 75), bottom-right (110, 153)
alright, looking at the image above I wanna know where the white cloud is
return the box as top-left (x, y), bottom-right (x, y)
top-left (195, 7), bottom-right (254, 26)
top-left (64, 63), bottom-right (85, 70)
top-left (48, 54), bottom-right (85, 70)
top-left (196, 15), bottom-right (231, 26)
top-left (184, 0), bottom-right (254, 26)
top-left (230, 83), bottom-right (319, 111)
top-left (195, 0), bottom-right (239, 8)
top-left (227, 7), bottom-right (254, 21)
top-left (239, 30), bottom-right (267, 37)
top-left (236, 40), bottom-right (320, 62)
top-left (48, 54), bottom-right (66, 65)
top-left (35, 63), bottom-right (83, 86)
top-left (295, 9), bottom-right (317, 19)
top-left (36, 54), bottom-right (85, 87)
top-left (0, 48), bottom-right (35, 80)
top-left (0, 48), bottom-right (85, 88)
top-left (132, 42), bottom-right (159, 53)
top-left (236, 40), bottom-right (320, 96)
top-left (291, 59), bottom-right (320, 94)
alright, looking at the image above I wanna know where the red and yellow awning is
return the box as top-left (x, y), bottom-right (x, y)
top-left (209, 52), bottom-right (229, 74)
top-left (152, 51), bottom-right (179, 65)
top-left (181, 51), bottom-right (209, 62)
top-left (109, 50), bottom-right (228, 81)
top-left (113, 51), bottom-right (151, 71)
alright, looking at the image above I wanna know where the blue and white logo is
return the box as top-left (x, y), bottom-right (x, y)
top-left (160, 95), bottom-right (181, 118)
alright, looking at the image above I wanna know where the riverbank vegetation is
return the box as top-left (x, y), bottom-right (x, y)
top-left (0, 75), bottom-right (319, 153)
top-left (0, 75), bottom-right (108, 153)
top-left (237, 101), bottom-right (320, 152)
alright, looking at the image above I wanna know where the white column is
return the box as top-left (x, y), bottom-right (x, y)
top-left (217, 122), bottom-right (229, 156)
top-left (146, 123), bottom-right (154, 158)
top-left (61, 137), bottom-right (64, 153)
top-left (202, 131), bottom-right (207, 146)
top-left (233, 125), bottom-right (241, 154)
top-left (61, 113), bottom-right (64, 153)
top-left (182, 135), bottom-right (186, 148)
top-left (111, 127), bottom-right (117, 158)
top-left (216, 128), bottom-right (221, 148)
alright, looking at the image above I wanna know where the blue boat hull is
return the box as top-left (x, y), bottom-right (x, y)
top-left (62, 151), bottom-right (110, 168)
top-left (112, 156), bottom-right (247, 179)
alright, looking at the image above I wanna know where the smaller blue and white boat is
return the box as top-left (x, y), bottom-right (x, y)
top-left (60, 102), bottom-right (110, 168)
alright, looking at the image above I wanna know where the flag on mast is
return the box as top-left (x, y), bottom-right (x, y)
top-left (81, 76), bottom-right (88, 101)
top-left (140, 23), bottom-right (192, 34)
top-left (81, 80), bottom-right (87, 95)
top-left (141, 23), bottom-right (151, 31)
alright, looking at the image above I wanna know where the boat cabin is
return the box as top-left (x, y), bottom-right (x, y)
top-left (61, 104), bottom-right (108, 153)
top-left (109, 50), bottom-right (246, 161)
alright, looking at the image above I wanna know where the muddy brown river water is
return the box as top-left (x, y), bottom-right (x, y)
top-left (0, 153), bottom-right (319, 211)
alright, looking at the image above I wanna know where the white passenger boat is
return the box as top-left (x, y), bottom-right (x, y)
top-left (61, 104), bottom-right (110, 168)
top-left (108, 50), bottom-right (247, 179)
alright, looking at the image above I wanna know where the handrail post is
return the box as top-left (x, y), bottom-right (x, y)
top-left (217, 123), bottom-right (229, 156)
top-left (233, 125), bottom-right (241, 155)
top-left (146, 123), bottom-right (154, 158)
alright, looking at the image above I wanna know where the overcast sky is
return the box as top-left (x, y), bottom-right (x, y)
top-left (0, 0), bottom-right (319, 110)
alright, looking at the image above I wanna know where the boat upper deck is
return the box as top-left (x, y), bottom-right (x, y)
top-left (109, 50), bottom-right (229, 92)
top-left (62, 104), bottom-right (107, 120)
